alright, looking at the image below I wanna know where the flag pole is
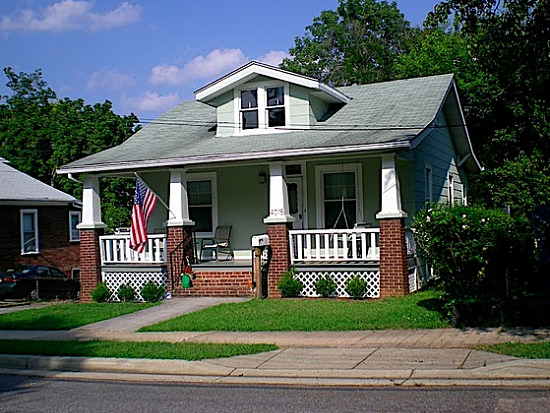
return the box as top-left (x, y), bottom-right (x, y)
top-left (134, 172), bottom-right (176, 219)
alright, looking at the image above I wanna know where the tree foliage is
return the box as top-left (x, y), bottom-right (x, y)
top-left (0, 67), bottom-right (140, 231)
top-left (280, 0), bottom-right (411, 86)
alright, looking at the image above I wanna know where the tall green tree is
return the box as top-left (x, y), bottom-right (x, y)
top-left (280, 0), bottom-right (411, 86)
top-left (424, 0), bottom-right (550, 216)
top-left (0, 67), bottom-right (140, 231)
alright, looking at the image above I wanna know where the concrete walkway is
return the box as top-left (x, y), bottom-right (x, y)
top-left (1, 298), bottom-right (550, 387)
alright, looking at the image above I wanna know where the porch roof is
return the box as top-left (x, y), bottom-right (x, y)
top-left (59, 74), bottom-right (457, 174)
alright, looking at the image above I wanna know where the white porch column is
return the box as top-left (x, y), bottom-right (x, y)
top-left (78, 175), bottom-right (105, 229)
top-left (263, 162), bottom-right (294, 224)
top-left (376, 154), bottom-right (408, 219)
top-left (166, 169), bottom-right (195, 227)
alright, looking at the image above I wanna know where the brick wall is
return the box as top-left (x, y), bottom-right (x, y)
top-left (79, 229), bottom-right (103, 302)
top-left (266, 223), bottom-right (291, 298)
top-left (173, 269), bottom-right (253, 297)
top-left (379, 218), bottom-right (409, 298)
top-left (0, 205), bottom-right (80, 275)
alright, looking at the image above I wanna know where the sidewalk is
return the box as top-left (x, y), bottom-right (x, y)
top-left (1, 298), bottom-right (549, 387)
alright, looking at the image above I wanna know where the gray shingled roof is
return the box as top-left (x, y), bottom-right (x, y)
top-left (59, 74), bottom-right (454, 173)
top-left (0, 159), bottom-right (76, 203)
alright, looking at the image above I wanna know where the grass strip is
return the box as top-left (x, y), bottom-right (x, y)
top-left (0, 303), bottom-right (159, 330)
top-left (0, 339), bottom-right (277, 361)
top-left (140, 290), bottom-right (449, 332)
top-left (477, 342), bottom-right (550, 359)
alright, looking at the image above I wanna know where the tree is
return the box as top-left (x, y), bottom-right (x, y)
top-left (280, 0), bottom-right (411, 86)
top-left (425, 0), bottom-right (550, 168)
top-left (0, 67), bottom-right (140, 231)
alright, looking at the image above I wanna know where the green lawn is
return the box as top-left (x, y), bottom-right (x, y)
top-left (0, 339), bottom-right (277, 360)
top-left (478, 342), bottom-right (550, 359)
top-left (0, 302), bottom-right (158, 330)
top-left (140, 290), bottom-right (449, 332)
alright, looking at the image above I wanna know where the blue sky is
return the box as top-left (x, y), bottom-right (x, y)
top-left (1, 0), bottom-right (439, 119)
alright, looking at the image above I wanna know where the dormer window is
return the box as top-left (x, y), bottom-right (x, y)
top-left (235, 83), bottom-right (289, 133)
top-left (267, 87), bottom-right (285, 127)
top-left (240, 90), bottom-right (258, 129)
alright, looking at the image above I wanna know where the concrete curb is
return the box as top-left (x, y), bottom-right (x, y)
top-left (1, 355), bottom-right (549, 388)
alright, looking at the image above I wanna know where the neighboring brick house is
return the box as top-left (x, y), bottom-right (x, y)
top-left (58, 62), bottom-right (481, 301)
top-left (0, 157), bottom-right (81, 278)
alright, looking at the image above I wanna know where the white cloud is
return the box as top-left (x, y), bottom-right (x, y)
top-left (149, 48), bottom-right (247, 86)
top-left (0, 1), bottom-right (142, 33)
top-left (258, 50), bottom-right (289, 67)
top-left (122, 91), bottom-right (181, 113)
top-left (87, 68), bottom-right (136, 91)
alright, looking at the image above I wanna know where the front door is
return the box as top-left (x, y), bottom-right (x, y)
top-left (286, 177), bottom-right (304, 229)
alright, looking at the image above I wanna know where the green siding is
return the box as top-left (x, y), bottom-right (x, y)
top-left (188, 165), bottom-right (269, 252)
top-left (215, 91), bottom-right (235, 137)
top-left (288, 84), bottom-right (313, 128)
top-left (140, 171), bottom-right (170, 233)
top-left (412, 110), bottom-right (467, 213)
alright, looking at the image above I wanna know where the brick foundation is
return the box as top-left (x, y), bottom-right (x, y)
top-left (79, 229), bottom-right (103, 302)
top-left (379, 218), bottom-right (409, 298)
top-left (266, 223), bottom-right (291, 298)
top-left (173, 269), bottom-right (253, 297)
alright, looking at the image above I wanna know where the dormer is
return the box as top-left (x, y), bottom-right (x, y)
top-left (195, 61), bottom-right (350, 137)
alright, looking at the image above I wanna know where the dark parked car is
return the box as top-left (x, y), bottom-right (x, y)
top-left (0, 265), bottom-right (80, 300)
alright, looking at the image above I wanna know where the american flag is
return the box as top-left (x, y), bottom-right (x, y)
top-left (130, 177), bottom-right (158, 253)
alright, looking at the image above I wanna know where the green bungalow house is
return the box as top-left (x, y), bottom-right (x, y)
top-left (58, 61), bottom-right (480, 302)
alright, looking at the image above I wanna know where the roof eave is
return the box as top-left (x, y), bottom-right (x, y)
top-left (57, 141), bottom-right (411, 175)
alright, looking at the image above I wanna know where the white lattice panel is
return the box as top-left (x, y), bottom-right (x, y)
top-left (295, 270), bottom-right (380, 298)
top-left (102, 271), bottom-right (167, 302)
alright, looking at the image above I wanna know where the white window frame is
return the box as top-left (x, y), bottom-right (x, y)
top-left (425, 165), bottom-right (433, 204)
top-left (234, 81), bottom-right (290, 135)
top-left (448, 173), bottom-right (455, 204)
top-left (186, 172), bottom-right (218, 238)
top-left (69, 211), bottom-right (81, 242)
top-left (20, 209), bottom-right (39, 254)
top-left (315, 163), bottom-right (363, 229)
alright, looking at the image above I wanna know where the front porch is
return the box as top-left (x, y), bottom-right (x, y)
top-left (78, 154), bottom-right (414, 302)
top-left (97, 226), bottom-right (396, 300)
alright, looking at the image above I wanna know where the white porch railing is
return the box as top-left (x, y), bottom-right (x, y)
top-left (100, 234), bottom-right (167, 265)
top-left (289, 228), bottom-right (380, 264)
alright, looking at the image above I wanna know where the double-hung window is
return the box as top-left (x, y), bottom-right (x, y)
top-left (237, 84), bottom-right (288, 132)
top-left (20, 209), bottom-right (39, 254)
top-left (266, 86), bottom-right (285, 127)
top-left (187, 172), bottom-right (217, 237)
top-left (316, 164), bottom-right (363, 229)
top-left (69, 211), bottom-right (81, 242)
top-left (240, 89), bottom-right (258, 130)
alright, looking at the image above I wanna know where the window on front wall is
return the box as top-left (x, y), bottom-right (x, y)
top-left (316, 164), bottom-right (362, 230)
top-left (69, 211), bottom-right (81, 242)
top-left (267, 87), bottom-right (285, 127)
top-left (240, 89), bottom-right (258, 130)
top-left (20, 209), bottom-right (39, 254)
top-left (187, 173), bottom-right (217, 236)
top-left (237, 84), bottom-right (287, 132)
top-left (425, 166), bottom-right (433, 204)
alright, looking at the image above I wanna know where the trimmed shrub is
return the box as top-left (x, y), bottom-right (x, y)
top-left (314, 275), bottom-right (337, 298)
top-left (345, 276), bottom-right (367, 299)
top-left (117, 284), bottom-right (135, 302)
top-left (277, 267), bottom-right (303, 298)
top-left (90, 282), bottom-right (110, 303)
top-left (140, 281), bottom-right (165, 303)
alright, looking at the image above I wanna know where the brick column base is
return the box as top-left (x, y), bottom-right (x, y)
top-left (379, 218), bottom-right (409, 298)
top-left (166, 226), bottom-right (194, 292)
top-left (79, 229), bottom-right (103, 303)
top-left (266, 223), bottom-right (292, 298)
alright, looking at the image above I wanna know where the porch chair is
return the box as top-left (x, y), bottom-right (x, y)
top-left (200, 225), bottom-right (234, 261)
